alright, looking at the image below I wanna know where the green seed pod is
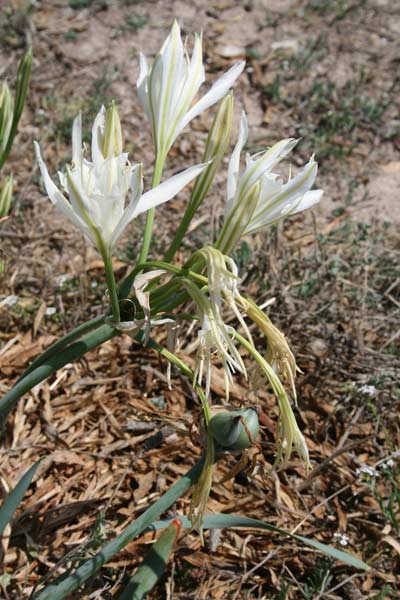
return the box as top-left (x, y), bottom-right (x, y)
top-left (208, 407), bottom-right (259, 453)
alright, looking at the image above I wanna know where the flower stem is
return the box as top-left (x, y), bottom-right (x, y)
top-left (138, 153), bottom-right (165, 265)
top-left (98, 241), bottom-right (120, 323)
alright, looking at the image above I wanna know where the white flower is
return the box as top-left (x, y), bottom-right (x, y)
top-left (217, 112), bottom-right (323, 254)
top-left (334, 532), bottom-right (350, 547)
top-left (357, 465), bottom-right (378, 478)
top-left (358, 384), bottom-right (377, 398)
top-left (137, 20), bottom-right (244, 159)
top-left (34, 105), bottom-right (208, 257)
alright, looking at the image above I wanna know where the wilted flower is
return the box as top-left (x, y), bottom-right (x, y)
top-left (182, 277), bottom-right (245, 400)
top-left (197, 246), bottom-right (252, 344)
top-left (239, 297), bottom-right (298, 399)
top-left (275, 387), bottom-right (310, 471)
top-left (137, 20), bottom-right (244, 160)
top-left (217, 112), bottom-right (323, 254)
top-left (34, 104), bottom-right (208, 258)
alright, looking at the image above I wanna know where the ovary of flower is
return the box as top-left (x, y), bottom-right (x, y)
top-left (217, 112), bottom-right (323, 254)
top-left (137, 20), bottom-right (244, 160)
top-left (34, 105), bottom-right (208, 257)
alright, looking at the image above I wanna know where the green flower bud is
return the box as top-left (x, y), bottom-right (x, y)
top-left (0, 175), bottom-right (13, 218)
top-left (0, 83), bottom-right (13, 157)
top-left (102, 101), bottom-right (123, 158)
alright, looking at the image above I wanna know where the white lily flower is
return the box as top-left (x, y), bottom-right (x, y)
top-left (137, 20), bottom-right (245, 159)
top-left (217, 112), bottom-right (323, 254)
top-left (34, 104), bottom-right (208, 257)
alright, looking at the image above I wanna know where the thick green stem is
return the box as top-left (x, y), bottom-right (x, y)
top-left (99, 243), bottom-right (120, 323)
top-left (138, 153), bottom-right (165, 265)
top-left (32, 458), bottom-right (204, 600)
top-left (164, 200), bottom-right (197, 263)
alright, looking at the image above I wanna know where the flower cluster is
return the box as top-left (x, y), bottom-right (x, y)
top-left (34, 21), bottom-right (323, 521)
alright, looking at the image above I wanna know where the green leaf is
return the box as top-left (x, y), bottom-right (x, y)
top-left (117, 518), bottom-right (181, 600)
top-left (32, 459), bottom-right (204, 600)
top-left (0, 323), bottom-right (117, 428)
top-left (0, 459), bottom-right (41, 538)
top-left (0, 48), bottom-right (32, 170)
top-left (147, 514), bottom-right (369, 571)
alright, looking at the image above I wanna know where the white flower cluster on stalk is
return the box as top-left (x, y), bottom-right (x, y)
top-left (34, 20), bottom-right (323, 477)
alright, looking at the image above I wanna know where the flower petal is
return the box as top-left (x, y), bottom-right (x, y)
top-left (34, 141), bottom-right (93, 241)
top-left (226, 111), bottom-right (248, 214)
top-left (246, 156), bottom-right (321, 233)
top-left (110, 163), bottom-right (143, 246)
top-left (137, 53), bottom-right (150, 115)
top-left (91, 105), bottom-right (106, 166)
top-left (132, 161), bottom-right (209, 218)
top-left (181, 61), bottom-right (245, 130)
top-left (72, 112), bottom-right (82, 169)
top-left (291, 188), bottom-right (323, 215)
top-left (237, 137), bottom-right (298, 201)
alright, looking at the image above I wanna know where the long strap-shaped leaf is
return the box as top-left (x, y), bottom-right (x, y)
top-left (0, 459), bottom-right (42, 538)
top-left (0, 323), bottom-right (117, 428)
top-left (148, 514), bottom-right (369, 571)
top-left (116, 518), bottom-right (181, 600)
top-left (32, 459), bottom-right (204, 600)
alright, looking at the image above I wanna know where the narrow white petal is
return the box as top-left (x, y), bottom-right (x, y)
top-left (152, 21), bottom-right (185, 151)
top-left (137, 52), bottom-right (149, 89)
top-left (66, 166), bottom-right (97, 222)
top-left (111, 164), bottom-right (143, 246)
top-left (291, 189), bottom-right (323, 214)
top-left (176, 33), bottom-right (205, 117)
top-left (226, 111), bottom-right (248, 213)
top-left (133, 161), bottom-right (209, 218)
top-left (180, 61), bottom-right (245, 130)
top-left (91, 105), bottom-right (106, 166)
top-left (238, 138), bottom-right (298, 199)
top-left (72, 113), bottom-right (82, 168)
top-left (34, 141), bottom-right (92, 239)
top-left (137, 53), bottom-right (152, 121)
top-left (246, 159), bottom-right (322, 233)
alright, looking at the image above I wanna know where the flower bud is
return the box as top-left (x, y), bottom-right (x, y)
top-left (0, 83), bottom-right (13, 157)
top-left (102, 101), bottom-right (123, 158)
top-left (0, 175), bottom-right (13, 218)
